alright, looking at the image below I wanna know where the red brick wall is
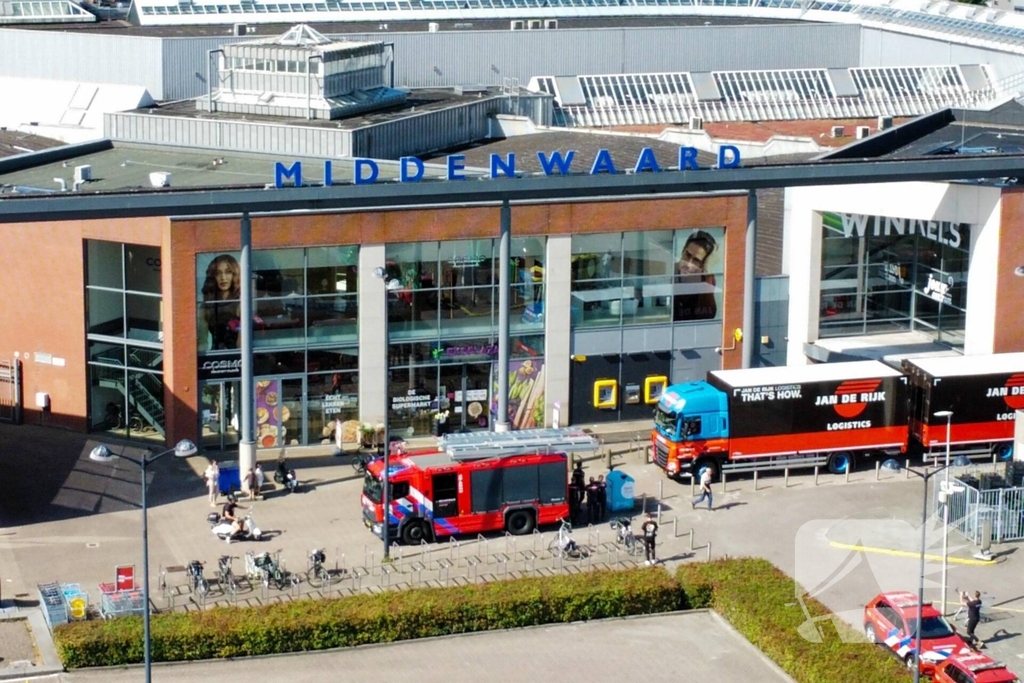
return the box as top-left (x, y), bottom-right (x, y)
top-left (0, 217), bottom-right (165, 430)
top-left (994, 189), bottom-right (1024, 353)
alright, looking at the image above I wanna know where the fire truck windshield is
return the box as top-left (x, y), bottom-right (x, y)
top-left (654, 406), bottom-right (679, 436)
top-left (362, 471), bottom-right (383, 504)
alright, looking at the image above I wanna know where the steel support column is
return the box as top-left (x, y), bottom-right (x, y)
top-left (495, 200), bottom-right (511, 433)
top-left (742, 189), bottom-right (757, 368)
top-left (238, 212), bottom-right (255, 482)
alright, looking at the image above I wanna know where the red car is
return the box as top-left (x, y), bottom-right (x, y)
top-left (864, 591), bottom-right (972, 675)
top-left (934, 654), bottom-right (1021, 683)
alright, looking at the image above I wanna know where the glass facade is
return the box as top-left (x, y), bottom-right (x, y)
top-left (196, 246), bottom-right (359, 451)
top-left (819, 212), bottom-right (969, 349)
top-left (384, 238), bottom-right (546, 437)
top-left (569, 228), bottom-right (724, 328)
top-left (86, 240), bottom-right (166, 442)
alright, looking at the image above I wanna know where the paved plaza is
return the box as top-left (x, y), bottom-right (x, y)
top-left (2, 421), bottom-right (1023, 679)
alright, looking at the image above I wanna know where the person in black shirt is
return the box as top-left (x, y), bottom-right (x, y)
top-left (585, 478), bottom-right (600, 524)
top-left (595, 474), bottom-right (607, 522)
top-left (961, 590), bottom-right (984, 648)
top-left (641, 513), bottom-right (659, 565)
top-left (221, 495), bottom-right (248, 541)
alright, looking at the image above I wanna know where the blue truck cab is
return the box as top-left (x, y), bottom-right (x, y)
top-left (651, 381), bottom-right (729, 476)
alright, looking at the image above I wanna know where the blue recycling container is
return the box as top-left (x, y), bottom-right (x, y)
top-left (605, 469), bottom-right (636, 512)
top-left (218, 460), bottom-right (241, 494)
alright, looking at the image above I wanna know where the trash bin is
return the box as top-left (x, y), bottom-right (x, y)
top-left (218, 460), bottom-right (240, 495)
top-left (605, 469), bottom-right (635, 512)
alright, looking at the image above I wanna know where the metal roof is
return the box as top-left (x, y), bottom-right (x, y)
top-left (710, 359), bottom-right (901, 388)
top-left (441, 427), bottom-right (598, 460)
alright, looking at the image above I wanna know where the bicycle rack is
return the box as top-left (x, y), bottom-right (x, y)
top-left (522, 549), bottom-right (537, 574)
top-left (390, 542), bottom-right (403, 571)
top-left (349, 566), bottom-right (367, 592)
top-left (364, 546), bottom-right (375, 575)
top-left (467, 556), bottom-right (480, 582)
top-left (587, 525), bottom-right (600, 548)
top-left (380, 564), bottom-right (393, 588)
top-left (410, 560), bottom-right (425, 585)
top-left (436, 558), bottom-right (452, 586)
top-left (531, 527), bottom-right (543, 553)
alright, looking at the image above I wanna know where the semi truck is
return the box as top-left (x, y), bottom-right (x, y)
top-left (361, 428), bottom-right (597, 544)
top-left (652, 353), bottom-right (1024, 481)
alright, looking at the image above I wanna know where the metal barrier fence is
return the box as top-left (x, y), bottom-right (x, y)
top-left (941, 475), bottom-right (1024, 544)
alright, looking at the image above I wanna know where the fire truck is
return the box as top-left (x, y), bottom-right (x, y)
top-left (361, 428), bottom-right (598, 544)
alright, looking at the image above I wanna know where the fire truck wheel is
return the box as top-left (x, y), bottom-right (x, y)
top-left (506, 509), bottom-right (536, 535)
top-left (827, 452), bottom-right (854, 475)
top-left (400, 519), bottom-right (427, 545)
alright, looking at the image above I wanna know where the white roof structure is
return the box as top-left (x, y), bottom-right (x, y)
top-left (126, 0), bottom-right (1024, 56)
top-left (711, 360), bottom-right (901, 388)
top-left (530, 65), bottom-right (999, 127)
top-left (441, 428), bottom-right (599, 460)
top-left (904, 352), bottom-right (1024, 378)
top-left (0, 0), bottom-right (94, 24)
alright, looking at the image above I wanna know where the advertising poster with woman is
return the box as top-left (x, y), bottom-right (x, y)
top-left (673, 228), bottom-right (724, 322)
top-left (490, 359), bottom-right (546, 430)
top-left (197, 252), bottom-right (242, 351)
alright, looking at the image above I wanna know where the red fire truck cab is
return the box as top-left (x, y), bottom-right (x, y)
top-left (361, 428), bottom-right (598, 544)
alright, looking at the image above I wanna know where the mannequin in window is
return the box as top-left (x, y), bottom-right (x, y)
top-left (673, 231), bottom-right (718, 321)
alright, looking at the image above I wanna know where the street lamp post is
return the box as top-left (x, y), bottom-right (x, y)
top-left (90, 439), bottom-right (198, 683)
top-left (933, 410), bottom-right (953, 614)
top-left (374, 267), bottom-right (402, 561)
top-left (880, 456), bottom-right (966, 683)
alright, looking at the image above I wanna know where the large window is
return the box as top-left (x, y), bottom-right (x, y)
top-left (820, 212), bottom-right (969, 348)
top-left (86, 241), bottom-right (165, 442)
top-left (569, 228), bottom-right (724, 328)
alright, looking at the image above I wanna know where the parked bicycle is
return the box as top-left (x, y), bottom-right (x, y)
top-left (186, 560), bottom-right (209, 597)
top-left (306, 548), bottom-right (334, 588)
top-left (548, 518), bottom-right (590, 560)
top-left (610, 517), bottom-right (645, 557)
top-left (218, 555), bottom-right (241, 596)
top-left (247, 549), bottom-right (297, 590)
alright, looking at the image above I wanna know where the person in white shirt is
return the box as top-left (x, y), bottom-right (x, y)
top-left (204, 460), bottom-right (220, 507)
top-left (692, 467), bottom-right (714, 511)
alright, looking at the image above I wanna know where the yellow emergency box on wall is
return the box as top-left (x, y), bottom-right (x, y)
top-left (593, 380), bottom-right (618, 409)
top-left (645, 375), bottom-right (668, 404)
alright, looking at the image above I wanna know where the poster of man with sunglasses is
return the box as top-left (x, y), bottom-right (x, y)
top-left (673, 229), bottom-right (720, 322)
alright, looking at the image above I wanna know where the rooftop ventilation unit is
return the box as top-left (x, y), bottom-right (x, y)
top-left (877, 116), bottom-right (893, 130)
top-left (149, 172), bottom-right (171, 188)
top-left (428, 21), bottom-right (439, 32)
top-left (510, 20), bottom-right (524, 30)
top-left (545, 19), bottom-right (558, 28)
top-left (830, 125), bottom-right (845, 138)
top-left (233, 22), bottom-right (247, 36)
top-left (856, 125), bottom-right (871, 139)
top-left (528, 19), bottom-right (543, 29)
top-left (74, 165), bottom-right (92, 183)
top-left (689, 116), bottom-right (704, 130)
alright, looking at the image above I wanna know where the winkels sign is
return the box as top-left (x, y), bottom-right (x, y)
top-left (272, 145), bottom-right (743, 189)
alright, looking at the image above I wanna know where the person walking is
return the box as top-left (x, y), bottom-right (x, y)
top-left (692, 467), bottom-right (713, 511)
top-left (245, 467), bottom-right (259, 501)
top-left (640, 513), bottom-right (659, 565)
top-left (585, 477), bottom-right (600, 524)
top-left (961, 590), bottom-right (985, 648)
top-left (595, 474), bottom-right (607, 522)
top-left (255, 462), bottom-right (265, 494)
top-left (204, 459), bottom-right (220, 507)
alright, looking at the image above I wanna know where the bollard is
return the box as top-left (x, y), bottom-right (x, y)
top-left (933, 455), bottom-right (939, 468)
top-left (753, 470), bottom-right (758, 491)
top-left (992, 453), bottom-right (998, 468)
top-left (641, 493), bottom-right (647, 514)
top-left (689, 528), bottom-right (694, 551)
top-left (706, 541), bottom-right (712, 562)
top-left (606, 447), bottom-right (613, 471)
top-left (875, 460), bottom-right (881, 481)
top-left (722, 471), bottom-right (728, 493)
top-left (690, 476), bottom-right (695, 497)
top-left (845, 466), bottom-right (850, 484)
top-left (659, 480), bottom-right (664, 502)
top-left (657, 502), bottom-right (663, 525)
top-left (784, 468), bottom-right (789, 489)
top-left (814, 466), bottom-right (819, 486)
top-left (905, 459), bottom-right (911, 479)
top-left (673, 516), bottom-right (678, 537)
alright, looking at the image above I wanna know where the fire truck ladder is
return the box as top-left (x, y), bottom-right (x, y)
top-left (441, 428), bottom-right (599, 461)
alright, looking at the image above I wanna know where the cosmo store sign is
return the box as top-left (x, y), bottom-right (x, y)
top-left (272, 145), bottom-right (743, 188)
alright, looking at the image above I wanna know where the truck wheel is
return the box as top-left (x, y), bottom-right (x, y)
top-left (694, 459), bottom-right (719, 483)
top-left (827, 452), bottom-right (854, 474)
top-left (992, 443), bottom-right (1013, 461)
top-left (400, 519), bottom-right (427, 545)
top-left (506, 509), bottom-right (535, 535)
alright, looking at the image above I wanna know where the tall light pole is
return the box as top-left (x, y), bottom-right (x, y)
top-left (374, 266), bottom-right (402, 560)
top-left (90, 439), bottom-right (199, 683)
top-left (933, 410), bottom-right (953, 614)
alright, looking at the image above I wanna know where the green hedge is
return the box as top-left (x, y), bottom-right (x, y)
top-left (677, 558), bottom-right (912, 683)
top-left (55, 567), bottom-right (680, 669)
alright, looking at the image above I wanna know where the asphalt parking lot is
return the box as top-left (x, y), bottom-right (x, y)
top-left (1, 421), bottom-right (1022, 676)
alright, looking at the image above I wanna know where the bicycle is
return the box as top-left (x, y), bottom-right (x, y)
top-left (250, 549), bottom-right (298, 590)
top-left (186, 560), bottom-right (209, 598)
top-left (548, 518), bottom-right (591, 560)
top-left (610, 518), bottom-right (646, 557)
top-left (306, 548), bottom-right (333, 588)
top-left (218, 555), bottom-right (240, 597)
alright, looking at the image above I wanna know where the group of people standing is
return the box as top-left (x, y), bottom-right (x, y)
top-left (568, 461), bottom-right (608, 525)
top-left (203, 459), bottom-right (265, 506)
